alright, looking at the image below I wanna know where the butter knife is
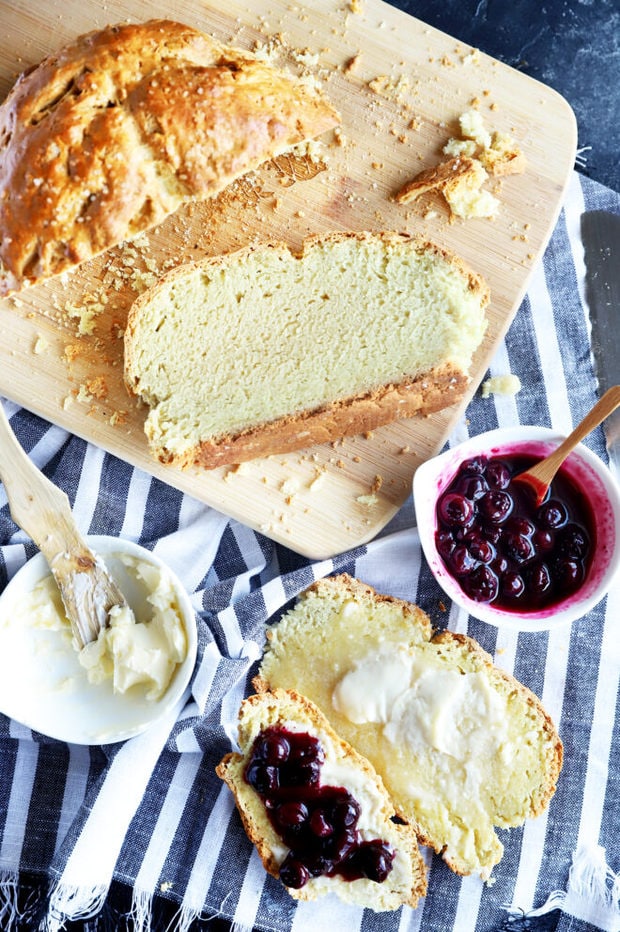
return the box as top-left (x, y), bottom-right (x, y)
top-left (581, 210), bottom-right (620, 473)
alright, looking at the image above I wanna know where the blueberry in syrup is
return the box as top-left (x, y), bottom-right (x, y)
top-left (434, 453), bottom-right (595, 610)
top-left (244, 726), bottom-right (395, 888)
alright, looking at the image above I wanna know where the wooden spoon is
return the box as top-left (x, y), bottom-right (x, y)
top-left (0, 404), bottom-right (127, 649)
top-left (514, 385), bottom-right (620, 505)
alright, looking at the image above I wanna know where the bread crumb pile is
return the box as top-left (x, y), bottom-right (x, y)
top-left (395, 109), bottom-right (526, 219)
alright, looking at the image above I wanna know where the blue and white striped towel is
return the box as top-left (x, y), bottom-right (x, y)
top-left (0, 171), bottom-right (619, 932)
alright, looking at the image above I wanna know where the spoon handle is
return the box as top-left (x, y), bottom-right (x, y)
top-left (532, 385), bottom-right (620, 485)
top-left (0, 403), bottom-right (125, 646)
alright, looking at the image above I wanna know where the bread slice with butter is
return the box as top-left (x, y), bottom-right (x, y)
top-left (216, 687), bottom-right (427, 911)
top-left (124, 231), bottom-right (489, 469)
top-left (257, 574), bottom-right (563, 879)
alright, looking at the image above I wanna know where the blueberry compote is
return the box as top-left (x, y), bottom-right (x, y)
top-left (244, 725), bottom-right (395, 889)
top-left (435, 453), bottom-right (595, 610)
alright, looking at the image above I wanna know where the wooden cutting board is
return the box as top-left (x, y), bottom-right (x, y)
top-left (0, 0), bottom-right (576, 559)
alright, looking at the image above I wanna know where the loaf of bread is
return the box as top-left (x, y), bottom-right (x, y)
top-left (0, 19), bottom-right (339, 295)
top-left (216, 687), bottom-right (427, 911)
top-left (258, 575), bottom-right (563, 880)
top-left (124, 231), bottom-right (489, 468)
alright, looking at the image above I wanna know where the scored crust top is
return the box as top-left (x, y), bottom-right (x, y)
top-left (0, 19), bottom-right (340, 295)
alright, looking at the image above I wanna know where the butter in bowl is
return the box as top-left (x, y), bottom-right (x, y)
top-left (0, 536), bottom-right (197, 744)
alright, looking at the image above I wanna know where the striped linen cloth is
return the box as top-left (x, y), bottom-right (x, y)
top-left (1, 170), bottom-right (619, 932)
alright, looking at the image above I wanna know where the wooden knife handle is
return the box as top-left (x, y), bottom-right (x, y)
top-left (0, 403), bottom-right (86, 562)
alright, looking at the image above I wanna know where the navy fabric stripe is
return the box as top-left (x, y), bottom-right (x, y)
top-left (89, 454), bottom-right (134, 537)
top-left (20, 745), bottom-right (70, 872)
top-left (140, 478), bottom-right (184, 545)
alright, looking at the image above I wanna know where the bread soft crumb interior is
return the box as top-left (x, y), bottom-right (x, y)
top-left (125, 233), bottom-right (488, 459)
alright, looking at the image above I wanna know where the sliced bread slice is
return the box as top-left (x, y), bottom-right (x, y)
top-left (124, 231), bottom-right (489, 468)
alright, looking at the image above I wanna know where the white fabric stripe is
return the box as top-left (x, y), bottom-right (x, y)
top-left (452, 875), bottom-right (485, 930)
top-left (563, 173), bottom-right (588, 315)
top-left (448, 412), bottom-right (471, 449)
top-left (218, 604), bottom-right (247, 656)
top-left (191, 640), bottom-right (221, 714)
top-left (119, 468), bottom-right (152, 539)
top-left (48, 691), bottom-right (186, 912)
top-left (177, 783), bottom-right (235, 917)
top-left (258, 575), bottom-right (288, 620)
top-left (0, 544), bottom-right (28, 581)
top-left (222, 666), bottom-right (256, 748)
top-left (71, 443), bottom-right (105, 529)
top-left (53, 744), bottom-right (91, 856)
top-left (0, 398), bottom-right (19, 418)
top-left (450, 601), bottom-right (470, 636)
top-left (492, 625), bottom-right (518, 677)
top-left (527, 259), bottom-right (572, 433)
top-left (510, 622), bottom-right (571, 911)
top-left (487, 340), bottom-right (521, 425)
top-left (133, 752), bottom-right (203, 895)
top-left (232, 846), bottom-right (266, 931)
top-left (153, 505), bottom-right (229, 594)
top-left (577, 584), bottom-right (620, 849)
top-left (290, 892), bottom-right (363, 931)
top-left (0, 738), bottom-right (39, 871)
top-left (354, 527), bottom-right (423, 601)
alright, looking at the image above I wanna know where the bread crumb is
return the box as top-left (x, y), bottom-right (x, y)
top-left (33, 335), bottom-right (49, 355)
top-left (109, 410), bottom-right (128, 426)
top-left (84, 376), bottom-right (108, 400)
top-left (343, 52), bottom-right (361, 73)
top-left (356, 493), bottom-right (378, 507)
top-left (280, 477), bottom-right (300, 497)
top-left (481, 374), bottom-right (522, 399)
top-left (308, 469), bottom-right (326, 492)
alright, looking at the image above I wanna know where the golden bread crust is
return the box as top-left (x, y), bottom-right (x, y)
top-left (0, 19), bottom-right (339, 295)
top-left (173, 362), bottom-right (468, 469)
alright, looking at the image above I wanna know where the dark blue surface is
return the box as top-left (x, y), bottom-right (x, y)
top-left (388, 0), bottom-right (620, 193)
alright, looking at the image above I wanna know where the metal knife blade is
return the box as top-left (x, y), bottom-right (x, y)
top-left (581, 209), bottom-right (620, 473)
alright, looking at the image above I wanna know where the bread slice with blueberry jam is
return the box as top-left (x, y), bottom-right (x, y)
top-left (216, 687), bottom-right (427, 911)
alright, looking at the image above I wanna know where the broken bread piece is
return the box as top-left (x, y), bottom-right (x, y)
top-left (0, 19), bottom-right (339, 295)
top-left (124, 231), bottom-right (489, 469)
top-left (216, 687), bottom-right (427, 911)
top-left (395, 109), bottom-right (525, 219)
top-left (258, 574), bottom-right (563, 880)
top-left (395, 157), bottom-right (500, 219)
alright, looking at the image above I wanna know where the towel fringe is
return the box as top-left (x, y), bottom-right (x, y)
top-left (128, 887), bottom-right (154, 932)
top-left (43, 882), bottom-right (109, 931)
top-left (0, 870), bottom-right (23, 932)
top-left (505, 844), bottom-right (620, 932)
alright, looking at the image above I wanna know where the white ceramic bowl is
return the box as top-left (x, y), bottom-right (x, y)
top-left (413, 426), bottom-right (620, 631)
top-left (0, 535), bottom-right (197, 744)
